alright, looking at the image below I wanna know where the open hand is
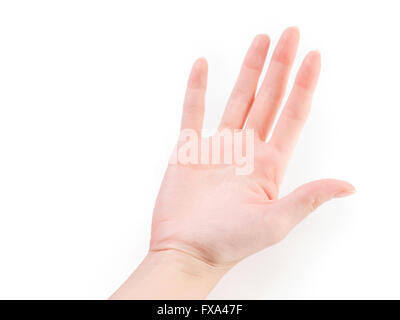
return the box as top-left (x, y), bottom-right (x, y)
top-left (150, 27), bottom-right (355, 269)
top-left (111, 28), bottom-right (355, 300)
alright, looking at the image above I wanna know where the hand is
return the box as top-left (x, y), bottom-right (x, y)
top-left (150, 27), bottom-right (354, 268)
top-left (111, 27), bottom-right (355, 299)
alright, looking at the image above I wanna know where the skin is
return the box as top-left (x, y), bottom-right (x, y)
top-left (110, 27), bottom-right (355, 300)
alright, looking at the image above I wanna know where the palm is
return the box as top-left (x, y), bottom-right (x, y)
top-left (150, 29), bottom-right (354, 268)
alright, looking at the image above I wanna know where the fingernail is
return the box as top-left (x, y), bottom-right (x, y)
top-left (334, 189), bottom-right (356, 198)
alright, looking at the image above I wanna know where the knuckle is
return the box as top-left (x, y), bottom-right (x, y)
top-left (184, 102), bottom-right (201, 114)
top-left (302, 193), bottom-right (323, 213)
top-left (281, 105), bottom-right (307, 122)
top-left (229, 88), bottom-right (252, 106)
top-left (309, 196), bottom-right (323, 212)
top-left (258, 86), bottom-right (284, 105)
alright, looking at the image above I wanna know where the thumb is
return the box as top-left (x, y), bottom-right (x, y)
top-left (276, 179), bottom-right (355, 228)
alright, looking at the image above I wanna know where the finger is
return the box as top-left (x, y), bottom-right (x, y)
top-left (180, 58), bottom-right (208, 133)
top-left (246, 27), bottom-right (300, 140)
top-left (269, 51), bottom-right (321, 164)
top-left (275, 179), bottom-right (355, 229)
top-left (219, 34), bottom-right (270, 130)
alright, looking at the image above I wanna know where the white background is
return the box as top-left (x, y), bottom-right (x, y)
top-left (0, 0), bottom-right (399, 299)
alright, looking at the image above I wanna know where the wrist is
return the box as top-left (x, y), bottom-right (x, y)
top-left (110, 249), bottom-right (228, 299)
top-left (147, 248), bottom-right (229, 280)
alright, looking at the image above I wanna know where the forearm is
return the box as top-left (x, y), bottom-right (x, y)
top-left (110, 250), bottom-right (227, 300)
